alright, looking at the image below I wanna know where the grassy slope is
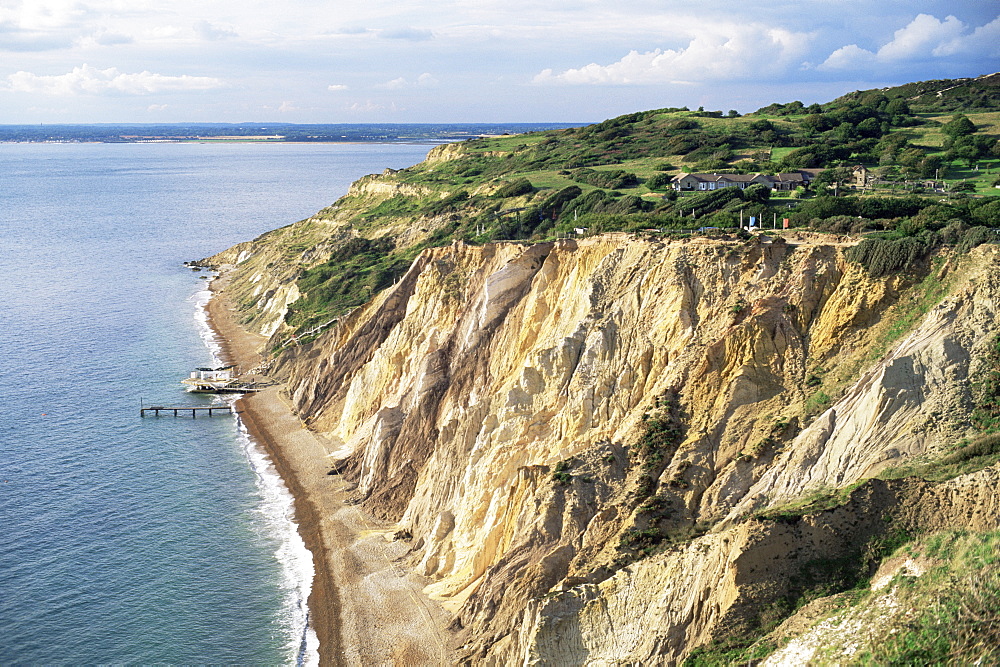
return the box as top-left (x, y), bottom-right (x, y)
top-left (251, 74), bottom-right (1000, 662)
top-left (273, 73), bottom-right (1000, 339)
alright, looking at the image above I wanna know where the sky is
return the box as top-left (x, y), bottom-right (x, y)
top-left (0, 0), bottom-right (997, 124)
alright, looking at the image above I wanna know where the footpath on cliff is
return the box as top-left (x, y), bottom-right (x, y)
top-left (205, 271), bottom-right (451, 665)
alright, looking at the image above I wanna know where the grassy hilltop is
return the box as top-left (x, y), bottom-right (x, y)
top-left (209, 73), bottom-right (1000, 665)
top-left (244, 73), bottom-right (1000, 337)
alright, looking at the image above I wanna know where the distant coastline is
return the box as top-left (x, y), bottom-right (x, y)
top-left (0, 122), bottom-right (584, 144)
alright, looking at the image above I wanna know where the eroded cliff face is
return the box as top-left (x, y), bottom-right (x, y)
top-left (249, 232), bottom-right (1000, 663)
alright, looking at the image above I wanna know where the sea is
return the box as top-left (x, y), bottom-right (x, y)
top-left (0, 140), bottom-right (437, 664)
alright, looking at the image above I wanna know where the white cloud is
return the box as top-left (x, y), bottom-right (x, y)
top-left (820, 13), bottom-right (1000, 70)
top-left (0, 0), bottom-right (90, 32)
top-left (193, 20), bottom-right (238, 41)
top-left (818, 44), bottom-right (876, 71)
top-left (375, 73), bottom-right (438, 89)
top-left (74, 29), bottom-right (133, 49)
top-left (416, 72), bottom-right (438, 86)
top-left (277, 100), bottom-right (298, 112)
top-left (877, 13), bottom-right (965, 60)
top-left (935, 15), bottom-right (1000, 57)
top-left (534, 23), bottom-right (811, 85)
top-left (376, 76), bottom-right (408, 90)
top-left (3, 64), bottom-right (224, 95)
top-left (0, 2), bottom-right (996, 123)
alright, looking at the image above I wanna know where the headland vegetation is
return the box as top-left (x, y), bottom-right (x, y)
top-left (200, 71), bottom-right (1000, 664)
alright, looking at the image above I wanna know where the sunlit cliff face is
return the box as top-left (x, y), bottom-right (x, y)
top-left (211, 225), bottom-right (1000, 662)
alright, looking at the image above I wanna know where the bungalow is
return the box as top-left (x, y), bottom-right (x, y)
top-left (671, 169), bottom-right (823, 192)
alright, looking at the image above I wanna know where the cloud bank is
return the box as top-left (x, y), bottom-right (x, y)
top-left (0, 2), bottom-right (995, 122)
top-left (535, 11), bottom-right (999, 87)
top-left (536, 23), bottom-right (812, 85)
top-left (4, 64), bottom-right (223, 95)
top-left (819, 13), bottom-right (1000, 71)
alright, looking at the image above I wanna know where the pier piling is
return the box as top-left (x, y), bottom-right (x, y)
top-left (140, 405), bottom-right (235, 417)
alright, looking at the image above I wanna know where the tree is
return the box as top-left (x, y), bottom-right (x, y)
top-left (743, 183), bottom-right (772, 204)
top-left (942, 114), bottom-right (976, 138)
top-left (645, 173), bottom-right (673, 192)
top-left (834, 122), bottom-right (857, 142)
top-left (857, 117), bottom-right (883, 138)
top-left (800, 114), bottom-right (830, 133)
top-left (918, 155), bottom-right (943, 179)
top-left (885, 98), bottom-right (911, 117)
top-left (953, 145), bottom-right (980, 168)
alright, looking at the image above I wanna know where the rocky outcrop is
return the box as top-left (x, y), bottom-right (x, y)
top-left (253, 231), bottom-right (1000, 662)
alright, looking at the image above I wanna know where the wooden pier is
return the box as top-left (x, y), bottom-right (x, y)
top-left (140, 405), bottom-right (235, 417)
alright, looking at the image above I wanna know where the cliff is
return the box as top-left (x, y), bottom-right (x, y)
top-left (208, 219), bottom-right (1000, 662)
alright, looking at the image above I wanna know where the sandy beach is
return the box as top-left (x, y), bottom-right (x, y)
top-left (205, 271), bottom-right (450, 665)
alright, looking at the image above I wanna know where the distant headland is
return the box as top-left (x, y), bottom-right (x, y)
top-left (0, 122), bottom-right (585, 144)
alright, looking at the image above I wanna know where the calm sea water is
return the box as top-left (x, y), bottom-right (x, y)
top-left (0, 141), bottom-right (434, 664)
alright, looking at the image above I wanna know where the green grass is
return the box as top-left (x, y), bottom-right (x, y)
top-left (265, 78), bottom-right (1000, 346)
top-left (803, 389), bottom-right (832, 416)
top-left (520, 169), bottom-right (591, 191)
top-left (755, 480), bottom-right (868, 522)
top-left (769, 147), bottom-right (797, 161)
top-left (879, 432), bottom-right (1000, 482)
top-left (854, 531), bottom-right (1000, 665)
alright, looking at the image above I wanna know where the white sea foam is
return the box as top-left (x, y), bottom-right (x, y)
top-left (236, 417), bottom-right (320, 666)
top-left (191, 285), bottom-right (225, 364)
top-left (192, 283), bottom-right (319, 665)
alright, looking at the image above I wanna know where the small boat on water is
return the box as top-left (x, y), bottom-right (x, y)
top-left (181, 365), bottom-right (262, 393)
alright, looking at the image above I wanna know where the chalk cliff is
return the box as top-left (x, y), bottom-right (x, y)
top-left (206, 204), bottom-right (1000, 663)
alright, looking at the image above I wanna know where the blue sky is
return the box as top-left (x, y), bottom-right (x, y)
top-left (0, 0), bottom-right (997, 123)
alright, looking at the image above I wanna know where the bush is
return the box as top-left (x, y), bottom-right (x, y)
top-left (972, 334), bottom-right (1000, 431)
top-left (645, 173), bottom-right (674, 191)
top-left (957, 226), bottom-right (999, 253)
top-left (844, 235), bottom-right (935, 276)
top-left (942, 113), bottom-right (977, 138)
top-left (742, 183), bottom-right (772, 204)
top-left (560, 189), bottom-right (654, 222)
top-left (571, 168), bottom-right (639, 189)
top-left (492, 177), bottom-right (534, 198)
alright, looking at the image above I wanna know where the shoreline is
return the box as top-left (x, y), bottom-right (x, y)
top-left (203, 270), bottom-right (450, 665)
top-left (203, 272), bottom-right (341, 664)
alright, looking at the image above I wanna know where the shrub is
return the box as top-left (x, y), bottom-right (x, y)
top-left (492, 177), bottom-right (534, 198)
top-left (972, 334), bottom-right (1000, 431)
top-left (957, 226), bottom-right (999, 253)
top-left (942, 113), bottom-right (977, 138)
top-left (844, 235), bottom-right (935, 276)
top-left (571, 168), bottom-right (640, 189)
top-left (645, 173), bottom-right (674, 191)
top-left (940, 433), bottom-right (1000, 466)
top-left (551, 458), bottom-right (574, 485)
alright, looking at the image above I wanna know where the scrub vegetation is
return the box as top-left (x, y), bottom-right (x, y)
top-left (284, 74), bottom-right (1000, 337)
